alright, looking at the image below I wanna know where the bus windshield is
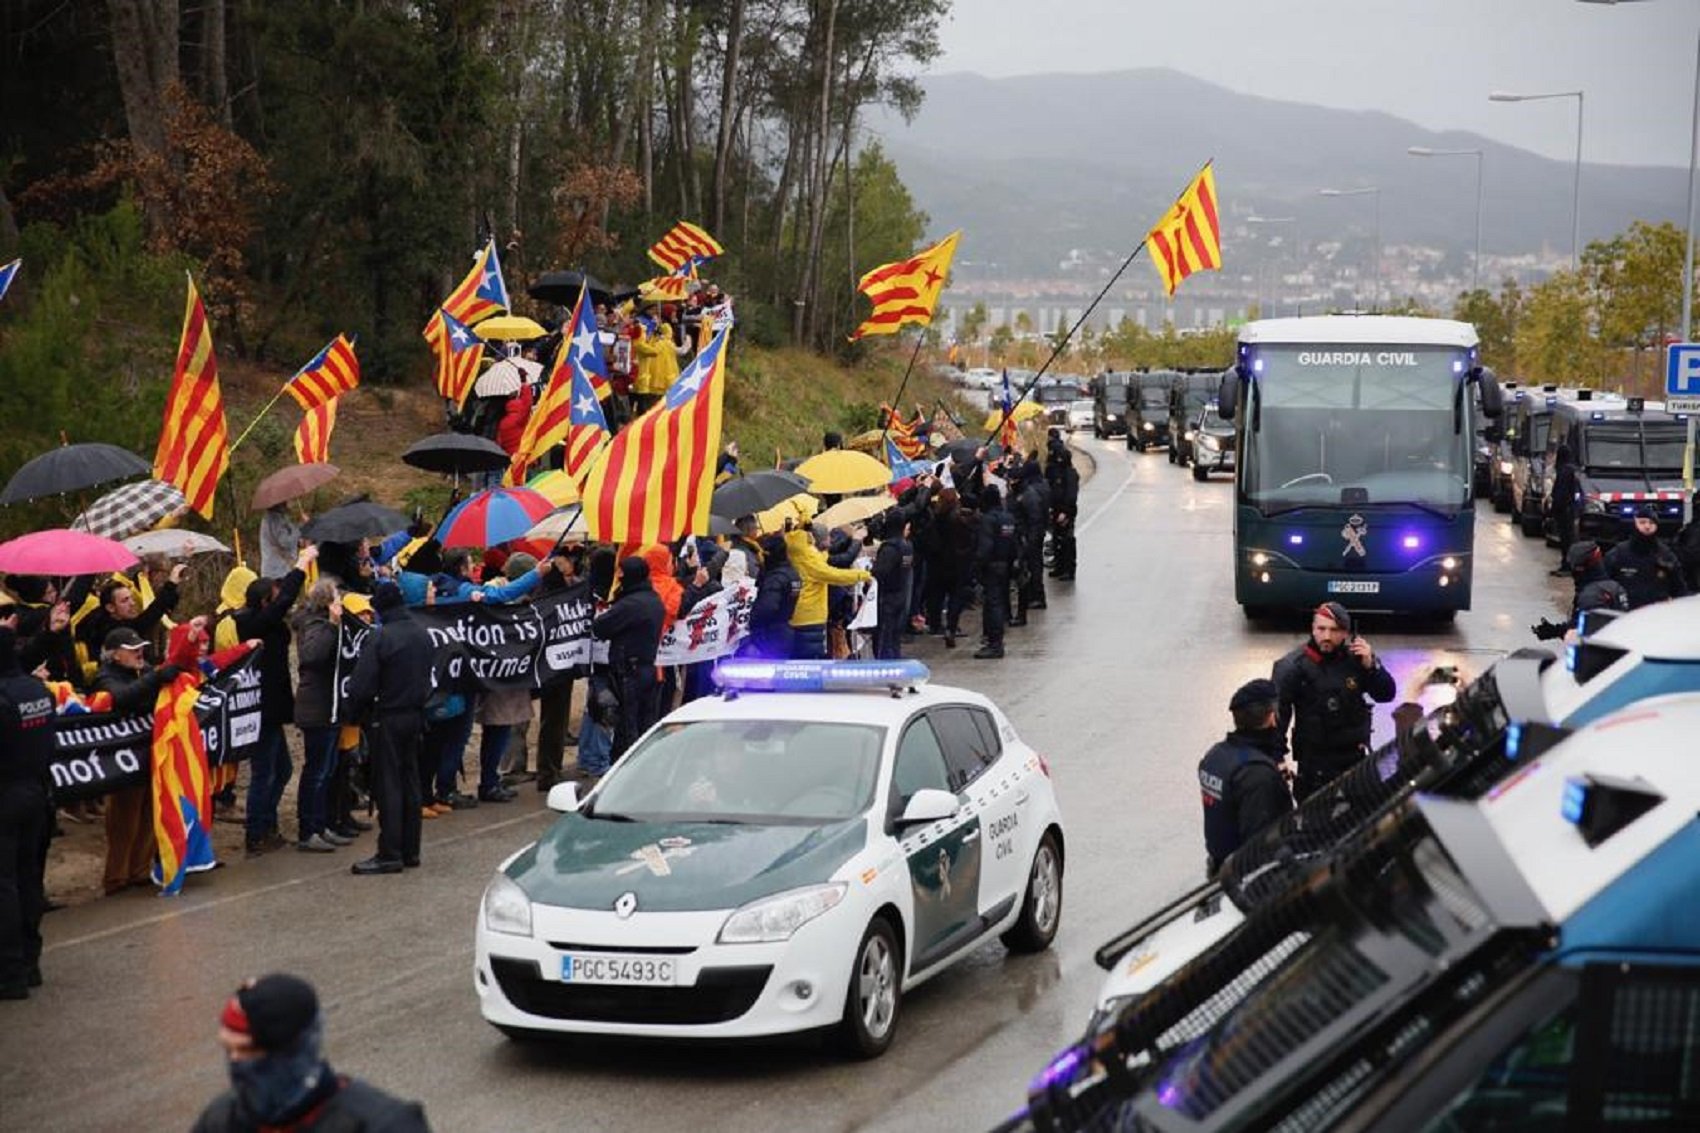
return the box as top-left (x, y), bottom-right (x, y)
top-left (1242, 345), bottom-right (1471, 513)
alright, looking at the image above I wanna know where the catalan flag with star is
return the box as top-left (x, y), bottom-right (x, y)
top-left (293, 397), bottom-right (338, 464)
top-left (1146, 163), bottom-right (1222, 296)
top-left (849, 230), bottom-right (960, 340)
top-left (583, 327), bottom-right (729, 543)
top-left (284, 334), bottom-right (359, 411)
top-left (421, 238), bottom-right (509, 351)
top-left (433, 309), bottom-right (485, 408)
top-left (507, 285), bottom-right (613, 485)
top-left (648, 220), bottom-right (723, 274)
top-left (153, 274), bottom-right (230, 519)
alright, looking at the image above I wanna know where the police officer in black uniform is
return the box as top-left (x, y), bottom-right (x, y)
top-left (973, 485), bottom-right (1019, 659)
top-left (1605, 504), bottom-right (1689, 609)
top-left (1013, 461), bottom-right (1051, 618)
top-left (1532, 540), bottom-right (1632, 640)
top-left (1272, 601), bottom-right (1396, 802)
top-left (1046, 446), bottom-right (1080, 582)
top-left (342, 583), bottom-right (432, 876)
top-left (1548, 444), bottom-right (1580, 576)
top-left (1199, 678), bottom-right (1294, 878)
top-left (0, 607), bottom-right (54, 998)
top-left (592, 557), bottom-right (666, 758)
top-left (870, 511), bottom-right (915, 660)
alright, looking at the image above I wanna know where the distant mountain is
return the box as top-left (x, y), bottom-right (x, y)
top-left (868, 69), bottom-right (1688, 280)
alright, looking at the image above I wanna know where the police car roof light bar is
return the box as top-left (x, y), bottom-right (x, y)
top-left (713, 659), bottom-right (930, 695)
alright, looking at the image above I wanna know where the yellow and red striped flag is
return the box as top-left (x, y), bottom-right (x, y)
top-left (1146, 163), bottom-right (1222, 296)
top-left (284, 334), bottom-right (359, 411)
top-left (153, 274), bottom-right (230, 519)
top-left (293, 396), bottom-right (339, 464)
top-left (881, 403), bottom-right (926, 459)
top-left (151, 671), bottom-right (217, 895)
top-left (583, 328), bottom-right (729, 543)
top-left (648, 220), bottom-right (723, 274)
top-left (849, 230), bottom-right (960, 340)
top-left (421, 238), bottom-right (509, 350)
top-left (638, 274), bottom-right (692, 303)
top-left (432, 309), bottom-right (484, 408)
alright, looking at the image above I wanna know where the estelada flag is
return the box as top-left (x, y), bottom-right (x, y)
top-left (433, 309), bottom-right (484, 408)
top-left (1146, 163), bottom-right (1222, 296)
top-left (150, 669), bottom-right (219, 896)
top-left (284, 334), bottom-right (359, 411)
top-left (293, 396), bottom-right (339, 464)
top-left (849, 230), bottom-right (960, 340)
top-left (421, 238), bottom-right (509, 349)
top-left (153, 274), bottom-right (230, 519)
top-left (648, 220), bottom-right (723, 274)
top-left (583, 328), bottom-right (729, 543)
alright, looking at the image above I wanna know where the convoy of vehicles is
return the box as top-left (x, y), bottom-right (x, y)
top-left (1541, 396), bottom-right (1690, 542)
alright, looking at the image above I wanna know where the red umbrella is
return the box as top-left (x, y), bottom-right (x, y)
top-left (0, 528), bottom-right (140, 575)
top-left (437, 487), bottom-right (556, 549)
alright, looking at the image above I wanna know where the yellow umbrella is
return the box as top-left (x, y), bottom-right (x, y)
top-left (756, 493), bottom-right (818, 535)
top-left (796, 449), bottom-right (891, 495)
top-left (983, 400), bottom-right (1045, 430)
top-left (527, 469), bottom-right (581, 506)
top-left (473, 314), bottom-right (548, 340)
top-left (817, 494), bottom-right (894, 532)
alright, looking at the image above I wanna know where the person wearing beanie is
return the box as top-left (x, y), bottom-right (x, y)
top-left (0, 609), bottom-right (53, 999)
top-left (1604, 503), bottom-right (1688, 610)
top-left (972, 484), bottom-right (1019, 659)
top-left (193, 973), bottom-right (428, 1132)
top-left (591, 557), bottom-right (666, 764)
top-left (1198, 679), bottom-right (1294, 878)
top-left (341, 581), bottom-right (433, 875)
top-left (1271, 601), bottom-right (1396, 802)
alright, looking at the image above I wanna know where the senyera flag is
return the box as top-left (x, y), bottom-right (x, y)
top-left (433, 309), bottom-right (485, 409)
top-left (583, 327), bottom-right (729, 543)
top-left (284, 334), bottom-right (359, 412)
top-left (1146, 162), bottom-right (1222, 297)
top-left (421, 238), bottom-right (509, 350)
top-left (294, 397), bottom-right (339, 464)
top-left (150, 669), bottom-right (219, 896)
top-left (850, 230), bottom-right (960, 341)
top-left (153, 274), bottom-right (230, 519)
top-left (648, 220), bottom-right (723, 274)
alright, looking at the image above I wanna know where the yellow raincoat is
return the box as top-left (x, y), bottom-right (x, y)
top-left (784, 529), bottom-right (870, 629)
top-left (632, 321), bottom-right (682, 397)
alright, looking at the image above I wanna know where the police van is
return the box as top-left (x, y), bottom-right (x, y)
top-left (1480, 379), bottom-right (1519, 507)
top-left (1542, 396), bottom-right (1690, 543)
top-left (1166, 370), bottom-right (1223, 465)
top-left (1505, 386), bottom-right (1600, 536)
top-left (1125, 371), bottom-right (1176, 452)
top-left (1090, 372), bottom-right (1132, 438)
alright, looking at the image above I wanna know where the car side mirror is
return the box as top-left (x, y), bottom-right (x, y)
top-left (896, 788), bottom-right (959, 827)
top-left (546, 782), bottom-right (581, 813)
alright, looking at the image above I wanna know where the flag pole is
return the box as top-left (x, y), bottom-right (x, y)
top-left (984, 158), bottom-right (1213, 446)
top-left (877, 334), bottom-right (928, 454)
top-left (228, 387), bottom-right (289, 455)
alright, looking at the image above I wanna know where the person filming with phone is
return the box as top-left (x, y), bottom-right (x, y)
top-left (1271, 602), bottom-right (1395, 802)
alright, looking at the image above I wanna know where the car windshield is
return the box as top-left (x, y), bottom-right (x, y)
top-left (1584, 428), bottom-right (1688, 474)
top-left (1036, 385), bottom-right (1081, 404)
top-left (1241, 345), bottom-right (1471, 512)
top-left (1138, 387), bottom-right (1170, 407)
top-left (1102, 388), bottom-right (1128, 409)
top-left (588, 719), bottom-right (884, 825)
top-left (1529, 415), bottom-right (1551, 453)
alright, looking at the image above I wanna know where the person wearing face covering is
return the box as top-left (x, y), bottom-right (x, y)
top-left (591, 557), bottom-right (666, 761)
top-left (1271, 601), bottom-right (1395, 802)
top-left (1198, 679), bottom-right (1294, 878)
top-left (1604, 504), bottom-right (1689, 609)
top-left (193, 973), bottom-right (428, 1132)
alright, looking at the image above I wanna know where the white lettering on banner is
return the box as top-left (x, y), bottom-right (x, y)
top-left (425, 618), bottom-right (511, 650)
top-left (114, 748), bottom-right (141, 774)
top-left (1295, 351), bottom-right (1421, 366)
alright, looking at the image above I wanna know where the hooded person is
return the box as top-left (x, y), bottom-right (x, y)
top-left (782, 525), bottom-right (871, 661)
top-left (1271, 601), bottom-right (1396, 802)
top-left (192, 973), bottom-right (428, 1132)
top-left (1604, 503), bottom-right (1688, 610)
top-left (747, 534), bottom-right (801, 660)
top-left (591, 557), bottom-right (666, 762)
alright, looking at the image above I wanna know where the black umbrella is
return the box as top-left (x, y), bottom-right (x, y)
top-left (940, 438), bottom-right (984, 463)
top-left (702, 514), bottom-right (739, 537)
top-left (710, 470), bottom-right (812, 519)
top-left (2, 442), bottom-right (150, 505)
top-left (302, 500), bottom-right (409, 544)
top-left (401, 432), bottom-right (511, 477)
top-left (528, 270), bottom-right (612, 308)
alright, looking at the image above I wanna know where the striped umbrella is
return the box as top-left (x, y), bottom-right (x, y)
top-left (437, 486), bottom-right (557, 549)
top-left (70, 479), bottom-right (187, 540)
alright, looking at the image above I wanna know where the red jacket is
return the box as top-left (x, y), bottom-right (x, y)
top-left (496, 384), bottom-right (534, 456)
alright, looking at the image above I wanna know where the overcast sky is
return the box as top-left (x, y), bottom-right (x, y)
top-left (935, 0), bottom-right (1696, 168)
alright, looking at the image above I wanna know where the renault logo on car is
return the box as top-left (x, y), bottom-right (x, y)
top-left (614, 892), bottom-right (638, 919)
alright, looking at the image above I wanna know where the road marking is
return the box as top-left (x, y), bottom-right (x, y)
top-left (43, 809), bottom-right (552, 953)
top-left (1077, 462), bottom-right (1138, 536)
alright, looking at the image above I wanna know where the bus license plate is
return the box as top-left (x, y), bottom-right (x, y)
top-left (560, 954), bottom-right (677, 986)
top-left (1326, 580), bottom-right (1380, 594)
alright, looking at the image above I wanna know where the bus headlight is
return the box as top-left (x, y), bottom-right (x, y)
top-left (1441, 557), bottom-right (1457, 571)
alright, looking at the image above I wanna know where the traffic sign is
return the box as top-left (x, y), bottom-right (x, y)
top-left (1667, 342), bottom-right (1700, 397)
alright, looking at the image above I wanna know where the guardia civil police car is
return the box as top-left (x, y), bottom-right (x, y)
top-left (474, 660), bottom-right (1065, 1057)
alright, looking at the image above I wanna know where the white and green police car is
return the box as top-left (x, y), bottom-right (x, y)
top-left (474, 660), bottom-right (1065, 1057)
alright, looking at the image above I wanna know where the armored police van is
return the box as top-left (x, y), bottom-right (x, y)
top-left (1125, 371), bottom-right (1176, 452)
top-left (1090, 372), bottom-right (1132, 438)
top-left (1506, 386), bottom-right (1599, 535)
top-left (1542, 396), bottom-right (1690, 544)
top-left (1166, 370), bottom-right (1222, 465)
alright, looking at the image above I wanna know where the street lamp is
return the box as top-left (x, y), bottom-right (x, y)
top-left (1576, 0), bottom-right (1697, 341)
top-left (1247, 215), bottom-right (1295, 317)
top-left (1490, 88), bottom-right (1585, 270)
top-left (1319, 188), bottom-right (1382, 310)
top-left (1408, 146), bottom-right (1485, 293)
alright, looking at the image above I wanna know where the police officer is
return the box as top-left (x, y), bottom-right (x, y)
top-left (1532, 540), bottom-right (1631, 640)
top-left (1605, 504), bottom-right (1689, 609)
top-left (1046, 447), bottom-right (1080, 582)
top-left (0, 605), bottom-right (53, 999)
top-left (870, 511), bottom-right (914, 660)
top-left (974, 485), bottom-right (1019, 659)
top-left (1013, 461), bottom-right (1050, 618)
top-left (1199, 679), bottom-right (1293, 878)
top-left (1272, 602), bottom-right (1396, 801)
top-left (1548, 444), bottom-right (1580, 576)
top-left (592, 557), bottom-right (666, 759)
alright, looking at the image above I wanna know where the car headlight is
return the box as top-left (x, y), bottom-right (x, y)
top-left (718, 883), bottom-right (847, 944)
top-left (1498, 460), bottom-right (1514, 475)
top-left (1200, 435), bottom-right (1220, 450)
top-left (1142, 421), bottom-right (1155, 432)
top-left (1107, 413), bottom-right (1120, 420)
top-left (1183, 430), bottom-right (1195, 441)
top-left (483, 872), bottom-right (533, 937)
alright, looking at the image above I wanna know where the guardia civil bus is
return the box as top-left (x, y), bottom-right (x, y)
top-left (1217, 316), bottom-right (1503, 619)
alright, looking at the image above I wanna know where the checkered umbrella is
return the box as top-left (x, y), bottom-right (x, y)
top-left (70, 479), bottom-right (188, 540)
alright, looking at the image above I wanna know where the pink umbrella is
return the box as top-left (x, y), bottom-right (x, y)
top-left (0, 528), bottom-right (140, 576)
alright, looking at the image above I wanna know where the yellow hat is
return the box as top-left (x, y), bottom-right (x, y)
top-left (218, 565), bottom-right (258, 613)
top-left (341, 592), bottom-right (374, 618)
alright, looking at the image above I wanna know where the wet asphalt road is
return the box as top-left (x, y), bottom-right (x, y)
top-left (7, 436), bottom-right (1570, 1133)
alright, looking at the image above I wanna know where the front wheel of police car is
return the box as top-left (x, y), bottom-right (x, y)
top-left (1002, 831), bottom-right (1063, 953)
top-left (838, 916), bottom-right (903, 1058)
